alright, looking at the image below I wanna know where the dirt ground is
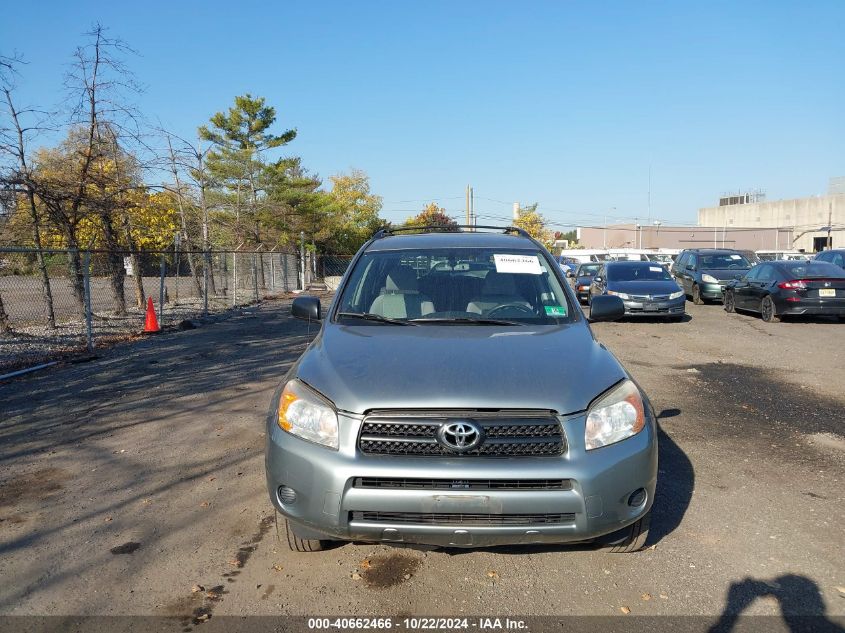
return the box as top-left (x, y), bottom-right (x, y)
top-left (0, 298), bottom-right (842, 631)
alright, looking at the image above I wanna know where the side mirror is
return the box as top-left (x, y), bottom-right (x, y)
top-left (589, 295), bottom-right (625, 322)
top-left (594, 276), bottom-right (603, 283)
top-left (733, 273), bottom-right (743, 280)
top-left (291, 296), bottom-right (321, 321)
top-left (566, 271), bottom-right (574, 278)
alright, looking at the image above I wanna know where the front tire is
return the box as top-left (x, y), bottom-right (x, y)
top-left (724, 290), bottom-right (735, 313)
top-left (600, 510), bottom-right (651, 553)
top-left (285, 519), bottom-right (331, 552)
top-left (692, 284), bottom-right (704, 305)
top-left (760, 295), bottom-right (780, 323)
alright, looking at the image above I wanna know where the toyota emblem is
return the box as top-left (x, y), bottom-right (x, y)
top-left (436, 420), bottom-right (484, 453)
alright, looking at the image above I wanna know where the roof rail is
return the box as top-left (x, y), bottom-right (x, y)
top-left (372, 225), bottom-right (531, 240)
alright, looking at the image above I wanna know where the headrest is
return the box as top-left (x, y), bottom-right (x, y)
top-left (385, 266), bottom-right (419, 293)
top-left (483, 272), bottom-right (518, 294)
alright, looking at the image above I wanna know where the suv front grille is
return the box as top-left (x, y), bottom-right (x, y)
top-left (350, 511), bottom-right (575, 526)
top-left (358, 410), bottom-right (564, 457)
top-left (353, 477), bottom-right (572, 490)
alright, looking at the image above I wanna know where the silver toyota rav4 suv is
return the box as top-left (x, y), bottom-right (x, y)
top-left (265, 226), bottom-right (658, 552)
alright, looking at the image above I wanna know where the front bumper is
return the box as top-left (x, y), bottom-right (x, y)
top-left (622, 297), bottom-right (686, 318)
top-left (265, 408), bottom-right (657, 548)
top-left (700, 282), bottom-right (727, 300)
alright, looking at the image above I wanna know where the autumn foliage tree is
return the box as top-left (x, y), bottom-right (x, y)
top-left (405, 202), bottom-right (458, 231)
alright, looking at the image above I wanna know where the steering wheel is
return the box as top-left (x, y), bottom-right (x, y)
top-left (487, 303), bottom-right (535, 317)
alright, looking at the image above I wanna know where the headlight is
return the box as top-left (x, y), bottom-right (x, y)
top-left (701, 274), bottom-right (718, 283)
top-left (669, 290), bottom-right (684, 299)
top-left (277, 379), bottom-right (339, 449)
top-left (607, 290), bottom-right (629, 300)
top-left (585, 380), bottom-right (646, 450)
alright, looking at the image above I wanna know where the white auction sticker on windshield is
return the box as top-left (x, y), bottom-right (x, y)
top-left (493, 254), bottom-right (543, 274)
top-left (730, 255), bottom-right (742, 259)
top-left (649, 266), bottom-right (663, 272)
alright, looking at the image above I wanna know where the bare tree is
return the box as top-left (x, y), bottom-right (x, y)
top-left (0, 54), bottom-right (56, 328)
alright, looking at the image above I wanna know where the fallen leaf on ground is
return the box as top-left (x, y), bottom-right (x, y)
top-left (228, 559), bottom-right (242, 567)
top-left (195, 613), bottom-right (210, 622)
top-left (647, 544), bottom-right (657, 550)
top-left (487, 571), bottom-right (499, 579)
top-left (360, 559), bottom-right (372, 569)
top-left (659, 594), bottom-right (669, 600)
top-left (200, 501), bottom-right (210, 508)
top-left (272, 564), bottom-right (283, 572)
top-left (142, 499), bottom-right (152, 505)
top-left (208, 477), bottom-right (216, 482)
top-left (620, 606), bottom-right (631, 614)
top-left (641, 593), bottom-right (651, 601)
top-left (351, 573), bottom-right (362, 581)
top-left (104, 516), bottom-right (113, 522)
top-left (191, 585), bottom-right (204, 593)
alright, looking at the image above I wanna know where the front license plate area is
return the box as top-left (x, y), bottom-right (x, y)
top-left (643, 303), bottom-right (659, 312)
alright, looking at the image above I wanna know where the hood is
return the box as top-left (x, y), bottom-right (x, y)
top-left (295, 322), bottom-right (626, 415)
top-left (700, 268), bottom-right (749, 281)
top-left (606, 280), bottom-right (680, 295)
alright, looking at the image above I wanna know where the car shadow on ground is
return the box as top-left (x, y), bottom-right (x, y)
top-left (708, 574), bottom-right (845, 633)
top-left (649, 410), bottom-right (694, 546)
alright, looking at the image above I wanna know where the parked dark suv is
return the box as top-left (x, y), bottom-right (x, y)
top-left (672, 248), bottom-right (753, 304)
top-left (814, 249), bottom-right (845, 269)
top-left (266, 226), bottom-right (658, 553)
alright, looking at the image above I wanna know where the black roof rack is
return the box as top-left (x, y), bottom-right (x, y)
top-left (372, 225), bottom-right (531, 240)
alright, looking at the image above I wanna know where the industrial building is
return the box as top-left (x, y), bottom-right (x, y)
top-left (577, 179), bottom-right (844, 253)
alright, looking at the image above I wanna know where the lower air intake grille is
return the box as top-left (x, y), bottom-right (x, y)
top-left (350, 511), bottom-right (575, 526)
top-left (353, 477), bottom-right (572, 491)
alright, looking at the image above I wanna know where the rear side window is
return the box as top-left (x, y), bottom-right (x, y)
top-left (781, 262), bottom-right (845, 278)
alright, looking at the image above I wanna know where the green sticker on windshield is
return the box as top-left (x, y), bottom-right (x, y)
top-left (544, 305), bottom-right (567, 317)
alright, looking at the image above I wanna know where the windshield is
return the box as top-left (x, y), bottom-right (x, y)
top-left (337, 247), bottom-right (573, 324)
top-left (700, 253), bottom-right (751, 269)
top-left (607, 262), bottom-right (674, 282)
top-left (576, 264), bottom-right (601, 276)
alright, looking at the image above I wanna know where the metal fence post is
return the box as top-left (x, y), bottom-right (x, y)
top-left (83, 251), bottom-right (94, 352)
top-left (300, 231), bottom-right (305, 290)
top-left (159, 253), bottom-right (165, 324)
top-left (232, 251), bottom-right (238, 307)
top-left (282, 253), bottom-right (289, 292)
top-left (270, 252), bottom-right (275, 291)
top-left (252, 253), bottom-right (259, 302)
top-left (203, 251), bottom-right (210, 317)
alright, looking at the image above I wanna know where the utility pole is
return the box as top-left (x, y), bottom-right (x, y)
top-left (470, 187), bottom-right (474, 229)
top-left (466, 185), bottom-right (471, 226)
top-left (647, 165), bottom-right (652, 225)
top-left (828, 202), bottom-right (833, 249)
top-left (513, 202), bottom-right (520, 221)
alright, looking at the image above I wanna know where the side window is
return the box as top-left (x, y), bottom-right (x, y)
top-left (756, 265), bottom-right (774, 282)
top-left (675, 253), bottom-right (688, 270)
top-left (816, 251), bottom-right (831, 262)
top-left (832, 253), bottom-right (844, 268)
top-left (744, 266), bottom-right (760, 281)
top-left (689, 255), bottom-right (699, 270)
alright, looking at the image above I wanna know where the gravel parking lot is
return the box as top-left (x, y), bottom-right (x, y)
top-left (0, 298), bottom-right (842, 630)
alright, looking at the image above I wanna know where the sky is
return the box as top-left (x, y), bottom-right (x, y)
top-left (2, 0), bottom-right (843, 229)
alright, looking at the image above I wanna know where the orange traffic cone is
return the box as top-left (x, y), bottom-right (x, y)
top-left (143, 297), bottom-right (160, 333)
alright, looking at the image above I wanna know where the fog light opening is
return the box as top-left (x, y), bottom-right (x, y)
top-left (627, 488), bottom-right (647, 507)
top-left (278, 485), bottom-right (297, 505)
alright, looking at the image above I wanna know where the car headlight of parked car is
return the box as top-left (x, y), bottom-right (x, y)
top-left (607, 290), bottom-right (629, 299)
top-left (700, 274), bottom-right (719, 283)
top-left (585, 380), bottom-right (646, 451)
top-left (277, 379), bottom-right (339, 449)
top-left (669, 290), bottom-right (684, 299)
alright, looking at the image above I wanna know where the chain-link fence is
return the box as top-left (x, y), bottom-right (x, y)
top-left (0, 247), bottom-right (317, 370)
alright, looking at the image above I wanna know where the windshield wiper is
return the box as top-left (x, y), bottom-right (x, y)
top-left (408, 317), bottom-right (526, 326)
top-left (335, 311), bottom-right (417, 326)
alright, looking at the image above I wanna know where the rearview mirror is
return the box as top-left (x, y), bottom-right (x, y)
top-left (291, 295), bottom-right (321, 321)
top-left (589, 295), bottom-right (625, 322)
